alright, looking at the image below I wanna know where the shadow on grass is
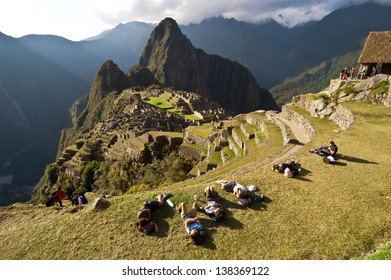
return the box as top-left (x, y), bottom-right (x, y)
top-left (196, 223), bottom-right (217, 250)
top-left (294, 167), bottom-right (313, 182)
top-left (247, 194), bottom-right (272, 211)
top-left (150, 204), bottom-right (176, 238)
top-left (338, 154), bottom-right (378, 164)
top-left (332, 161), bottom-right (347, 166)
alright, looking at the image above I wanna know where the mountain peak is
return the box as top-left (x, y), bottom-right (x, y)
top-left (147, 17), bottom-right (185, 44)
top-left (138, 17), bottom-right (194, 84)
top-left (138, 17), bottom-right (278, 113)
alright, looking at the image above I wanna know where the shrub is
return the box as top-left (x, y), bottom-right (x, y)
top-left (319, 93), bottom-right (330, 101)
top-left (343, 86), bottom-right (358, 94)
top-left (46, 165), bottom-right (60, 185)
top-left (371, 80), bottom-right (389, 95)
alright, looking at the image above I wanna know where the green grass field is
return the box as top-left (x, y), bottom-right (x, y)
top-left (0, 101), bottom-right (390, 260)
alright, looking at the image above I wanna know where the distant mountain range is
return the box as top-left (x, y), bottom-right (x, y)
top-left (1, 2), bottom-right (391, 205)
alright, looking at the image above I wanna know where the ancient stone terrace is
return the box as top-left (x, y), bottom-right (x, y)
top-left (57, 74), bottom-right (390, 182)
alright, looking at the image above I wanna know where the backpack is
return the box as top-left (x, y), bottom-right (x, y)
top-left (80, 194), bottom-right (88, 204)
top-left (190, 230), bottom-right (206, 245)
top-left (323, 155), bottom-right (336, 164)
top-left (45, 192), bottom-right (59, 207)
top-left (45, 196), bottom-right (57, 207)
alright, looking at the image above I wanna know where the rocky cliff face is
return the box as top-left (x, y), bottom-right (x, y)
top-left (138, 17), bottom-right (278, 113)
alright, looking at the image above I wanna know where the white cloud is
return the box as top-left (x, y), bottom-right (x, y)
top-left (84, 0), bottom-right (391, 28)
top-left (1, 0), bottom-right (389, 40)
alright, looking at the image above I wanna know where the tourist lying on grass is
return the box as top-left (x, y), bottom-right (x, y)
top-left (219, 180), bottom-right (251, 206)
top-left (202, 186), bottom-right (225, 222)
top-left (272, 160), bottom-right (301, 178)
top-left (177, 201), bottom-right (206, 245)
top-left (135, 193), bottom-right (172, 235)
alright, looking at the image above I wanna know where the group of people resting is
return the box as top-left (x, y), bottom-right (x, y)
top-left (136, 182), bottom-right (262, 245)
top-left (272, 140), bottom-right (339, 179)
top-left (45, 185), bottom-right (90, 207)
top-left (135, 186), bottom-right (225, 244)
top-left (272, 160), bottom-right (301, 178)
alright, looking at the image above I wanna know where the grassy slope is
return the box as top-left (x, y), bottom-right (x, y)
top-left (1, 102), bottom-right (391, 260)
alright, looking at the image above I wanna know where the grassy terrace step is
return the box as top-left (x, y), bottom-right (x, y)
top-left (227, 135), bottom-right (243, 156)
top-left (208, 150), bottom-right (223, 166)
top-left (188, 160), bottom-right (209, 177)
top-left (147, 131), bottom-right (183, 139)
top-left (185, 126), bottom-right (213, 138)
top-left (106, 147), bottom-right (125, 160)
top-left (221, 146), bottom-right (236, 163)
top-left (180, 142), bottom-right (207, 156)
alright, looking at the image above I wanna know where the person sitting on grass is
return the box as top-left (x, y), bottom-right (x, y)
top-left (310, 141), bottom-right (338, 164)
top-left (310, 141), bottom-right (338, 158)
top-left (176, 201), bottom-right (206, 245)
top-left (45, 185), bottom-right (67, 207)
top-left (203, 186), bottom-right (225, 222)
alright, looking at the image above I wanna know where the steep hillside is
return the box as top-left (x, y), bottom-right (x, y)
top-left (1, 75), bottom-right (391, 260)
top-left (0, 33), bottom-right (90, 202)
top-left (270, 50), bottom-right (362, 107)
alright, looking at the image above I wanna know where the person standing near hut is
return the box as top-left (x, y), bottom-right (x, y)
top-left (359, 66), bottom-right (367, 79)
top-left (371, 66), bottom-right (377, 76)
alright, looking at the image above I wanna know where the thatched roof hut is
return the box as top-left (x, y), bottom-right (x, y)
top-left (358, 31), bottom-right (391, 76)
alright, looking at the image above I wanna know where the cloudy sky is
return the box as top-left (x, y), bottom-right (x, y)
top-left (0, 0), bottom-right (389, 41)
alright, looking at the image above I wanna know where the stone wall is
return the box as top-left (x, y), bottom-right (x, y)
top-left (281, 106), bottom-right (316, 141)
top-left (292, 95), bottom-right (354, 131)
top-left (292, 74), bottom-right (391, 130)
top-left (231, 129), bottom-right (245, 149)
top-left (240, 123), bottom-right (255, 139)
top-left (178, 145), bottom-right (205, 161)
top-left (265, 111), bottom-right (291, 145)
top-left (245, 114), bottom-right (269, 141)
top-left (328, 75), bottom-right (391, 107)
top-left (228, 138), bottom-right (241, 156)
top-left (329, 105), bottom-right (355, 131)
top-left (183, 130), bottom-right (210, 149)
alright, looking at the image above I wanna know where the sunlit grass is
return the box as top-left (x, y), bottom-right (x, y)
top-left (1, 102), bottom-right (391, 259)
